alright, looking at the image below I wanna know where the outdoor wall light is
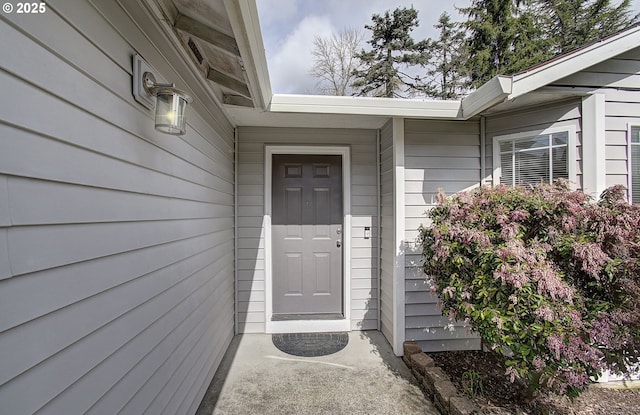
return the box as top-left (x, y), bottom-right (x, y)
top-left (143, 72), bottom-right (193, 135)
top-left (132, 55), bottom-right (193, 136)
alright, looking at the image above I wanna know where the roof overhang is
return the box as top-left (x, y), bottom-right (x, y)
top-left (460, 76), bottom-right (512, 118)
top-left (269, 94), bottom-right (462, 118)
top-left (225, 106), bottom-right (392, 129)
top-left (223, 0), bottom-right (272, 110)
top-left (509, 24), bottom-right (640, 100)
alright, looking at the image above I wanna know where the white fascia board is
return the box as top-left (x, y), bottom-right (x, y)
top-left (461, 75), bottom-right (512, 118)
top-left (510, 25), bottom-right (640, 99)
top-left (224, 0), bottom-right (272, 110)
top-left (270, 94), bottom-right (463, 118)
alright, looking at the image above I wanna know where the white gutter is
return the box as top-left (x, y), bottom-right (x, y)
top-left (461, 76), bottom-right (512, 119)
top-left (270, 94), bottom-right (462, 119)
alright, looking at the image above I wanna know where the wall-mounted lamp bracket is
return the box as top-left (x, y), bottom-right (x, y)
top-left (132, 54), bottom-right (156, 110)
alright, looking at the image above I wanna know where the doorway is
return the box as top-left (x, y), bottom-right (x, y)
top-left (265, 146), bottom-right (351, 333)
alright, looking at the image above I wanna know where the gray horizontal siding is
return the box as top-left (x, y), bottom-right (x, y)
top-left (554, 47), bottom-right (640, 90)
top-left (0, 2), bottom-right (234, 415)
top-left (236, 127), bottom-right (379, 333)
top-left (403, 119), bottom-right (482, 352)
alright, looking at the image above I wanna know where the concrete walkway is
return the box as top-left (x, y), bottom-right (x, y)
top-left (196, 331), bottom-right (438, 415)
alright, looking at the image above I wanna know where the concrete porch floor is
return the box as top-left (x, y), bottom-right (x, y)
top-left (196, 331), bottom-right (438, 415)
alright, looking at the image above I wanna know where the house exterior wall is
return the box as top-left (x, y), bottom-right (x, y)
top-left (0, 2), bottom-right (235, 414)
top-left (485, 100), bottom-right (583, 189)
top-left (236, 127), bottom-right (379, 332)
top-left (403, 119), bottom-right (482, 352)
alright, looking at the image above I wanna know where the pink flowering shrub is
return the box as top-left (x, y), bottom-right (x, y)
top-left (419, 181), bottom-right (640, 398)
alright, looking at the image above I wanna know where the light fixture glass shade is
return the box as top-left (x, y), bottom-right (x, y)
top-left (154, 89), bottom-right (191, 135)
top-left (141, 71), bottom-right (193, 136)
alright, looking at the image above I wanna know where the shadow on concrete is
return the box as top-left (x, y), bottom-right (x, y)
top-left (195, 335), bottom-right (242, 415)
top-left (359, 330), bottom-right (416, 382)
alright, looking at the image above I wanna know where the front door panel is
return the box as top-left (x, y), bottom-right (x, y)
top-left (272, 154), bottom-right (343, 315)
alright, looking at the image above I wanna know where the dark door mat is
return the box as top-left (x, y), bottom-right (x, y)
top-left (272, 332), bottom-right (349, 357)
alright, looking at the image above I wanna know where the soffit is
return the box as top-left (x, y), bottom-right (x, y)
top-left (153, 0), bottom-right (256, 108)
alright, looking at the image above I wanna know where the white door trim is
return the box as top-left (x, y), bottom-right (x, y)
top-left (264, 145), bottom-right (351, 333)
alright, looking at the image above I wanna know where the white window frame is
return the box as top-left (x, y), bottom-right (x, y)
top-left (492, 125), bottom-right (577, 186)
top-left (628, 124), bottom-right (640, 204)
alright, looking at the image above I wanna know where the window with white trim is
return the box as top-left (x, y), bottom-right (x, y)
top-left (493, 126), bottom-right (575, 186)
top-left (630, 126), bottom-right (640, 204)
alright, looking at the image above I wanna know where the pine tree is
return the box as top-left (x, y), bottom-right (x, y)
top-left (460, 0), bottom-right (639, 88)
top-left (461, 0), bottom-right (548, 88)
top-left (538, 0), bottom-right (639, 54)
top-left (423, 12), bottom-right (469, 99)
top-left (351, 7), bottom-right (430, 98)
top-left (460, 0), bottom-right (518, 88)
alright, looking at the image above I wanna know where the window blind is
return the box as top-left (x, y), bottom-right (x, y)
top-left (632, 127), bottom-right (640, 204)
top-left (499, 131), bottom-right (569, 186)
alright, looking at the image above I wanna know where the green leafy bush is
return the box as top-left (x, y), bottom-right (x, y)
top-left (419, 181), bottom-right (640, 397)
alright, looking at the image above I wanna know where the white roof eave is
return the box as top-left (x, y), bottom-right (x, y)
top-left (460, 75), bottom-right (513, 119)
top-left (224, 0), bottom-right (272, 110)
top-left (509, 25), bottom-right (640, 100)
top-left (269, 94), bottom-right (463, 119)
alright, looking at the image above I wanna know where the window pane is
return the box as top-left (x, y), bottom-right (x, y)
top-left (500, 140), bottom-right (513, 153)
top-left (516, 148), bottom-right (549, 185)
top-left (514, 135), bottom-right (548, 151)
top-left (632, 127), bottom-right (640, 204)
top-left (633, 142), bottom-right (640, 204)
top-left (552, 146), bottom-right (568, 180)
top-left (501, 152), bottom-right (513, 185)
top-left (552, 132), bottom-right (568, 146)
top-left (631, 126), bottom-right (640, 144)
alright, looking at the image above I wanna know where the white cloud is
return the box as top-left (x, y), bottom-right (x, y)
top-left (268, 15), bottom-right (335, 94)
top-left (256, 0), bottom-right (299, 27)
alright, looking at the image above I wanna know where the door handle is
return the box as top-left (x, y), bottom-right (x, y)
top-left (336, 240), bottom-right (342, 248)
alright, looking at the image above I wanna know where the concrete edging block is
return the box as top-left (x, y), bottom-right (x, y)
top-left (401, 342), bottom-right (481, 415)
top-left (402, 341), bottom-right (423, 366)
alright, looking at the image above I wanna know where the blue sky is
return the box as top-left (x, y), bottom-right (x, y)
top-left (256, 0), bottom-right (640, 94)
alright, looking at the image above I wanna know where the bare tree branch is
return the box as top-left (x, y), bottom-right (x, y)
top-left (310, 28), bottom-right (364, 95)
